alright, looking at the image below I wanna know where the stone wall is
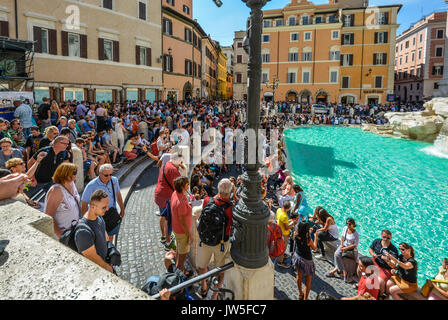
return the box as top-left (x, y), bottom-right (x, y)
top-left (0, 198), bottom-right (151, 300)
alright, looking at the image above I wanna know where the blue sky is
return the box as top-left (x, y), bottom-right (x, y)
top-left (193, 0), bottom-right (447, 47)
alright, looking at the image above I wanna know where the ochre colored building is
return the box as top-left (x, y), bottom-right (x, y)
top-left (202, 36), bottom-right (218, 100)
top-left (261, 0), bottom-right (401, 105)
top-left (1, 0), bottom-right (163, 103)
top-left (162, 0), bottom-right (205, 101)
top-left (217, 47), bottom-right (228, 100)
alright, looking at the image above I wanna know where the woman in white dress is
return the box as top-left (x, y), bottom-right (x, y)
top-left (116, 118), bottom-right (127, 154)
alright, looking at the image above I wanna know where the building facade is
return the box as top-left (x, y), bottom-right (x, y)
top-left (0, 0), bottom-right (163, 103)
top-left (233, 30), bottom-right (248, 101)
top-left (261, 0), bottom-right (401, 105)
top-left (394, 12), bottom-right (447, 103)
top-left (217, 46), bottom-right (227, 100)
top-left (202, 36), bottom-right (218, 100)
top-left (162, 0), bottom-right (206, 102)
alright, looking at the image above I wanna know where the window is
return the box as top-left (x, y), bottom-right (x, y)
top-left (237, 55), bottom-right (242, 63)
top-left (263, 20), bottom-right (271, 28)
top-left (68, 33), bottom-right (80, 57)
top-left (437, 29), bottom-right (444, 39)
top-left (418, 48), bottom-right (422, 60)
top-left (302, 16), bottom-right (310, 25)
top-left (304, 32), bottom-right (312, 41)
top-left (237, 42), bottom-right (242, 48)
top-left (330, 70), bottom-right (338, 83)
top-left (103, 0), bottom-right (113, 10)
top-left (342, 14), bottom-right (354, 27)
top-left (405, 41), bottom-right (409, 49)
top-left (166, 0), bottom-right (174, 5)
top-left (262, 53), bottom-right (270, 63)
top-left (288, 52), bottom-right (298, 62)
top-left (436, 46), bottom-right (443, 57)
top-left (262, 72), bottom-right (269, 83)
top-left (302, 51), bottom-right (312, 61)
top-left (41, 28), bottom-right (49, 54)
top-left (302, 71), bottom-right (310, 83)
top-left (405, 54), bottom-right (408, 63)
top-left (330, 48), bottom-right (340, 61)
top-left (373, 53), bottom-right (387, 65)
top-left (289, 16), bottom-right (296, 26)
top-left (374, 31), bottom-right (388, 44)
top-left (413, 37), bottom-right (416, 46)
top-left (411, 52), bottom-right (415, 62)
top-left (342, 76), bottom-right (350, 88)
top-left (342, 33), bottom-right (354, 45)
top-left (185, 28), bottom-right (192, 43)
top-left (262, 35), bottom-right (270, 43)
top-left (331, 30), bottom-right (340, 40)
top-left (139, 46), bottom-right (147, 65)
top-left (400, 57), bottom-right (402, 65)
top-left (410, 68), bottom-right (414, 77)
top-left (236, 73), bottom-right (242, 83)
top-left (183, 5), bottom-right (190, 15)
top-left (435, 82), bottom-right (439, 89)
top-left (375, 76), bottom-right (383, 88)
top-left (163, 19), bottom-right (173, 35)
top-left (315, 16), bottom-right (322, 24)
top-left (375, 12), bottom-right (389, 25)
top-left (417, 66), bottom-right (422, 77)
top-left (185, 60), bottom-right (193, 75)
top-left (420, 33), bottom-right (423, 42)
top-left (290, 33), bottom-right (299, 42)
top-left (276, 19), bottom-right (284, 27)
top-left (287, 72), bottom-right (296, 83)
top-left (139, 1), bottom-right (146, 20)
top-left (341, 54), bottom-right (353, 66)
top-left (433, 65), bottom-right (444, 76)
top-left (103, 39), bottom-right (113, 61)
top-left (163, 54), bottom-right (173, 72)
top-left (329, 14), bottom-right (338, 23)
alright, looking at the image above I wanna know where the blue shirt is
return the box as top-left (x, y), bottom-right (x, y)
top-left (76, 104), bottom-right (87, 118)
top-left (81, 176), bottom-right (120, 209)
top-left (14, 104), bottom-right (33, 128)
top-left (82, 121), bottom-right (94, 133)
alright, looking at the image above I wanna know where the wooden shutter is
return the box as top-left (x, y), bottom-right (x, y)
top-left (139, 2), bottom-right (146, 20)
top-left (349, 54), bottom-right (353, 66)
top-left (49, 29), bottom-right (57, 55)
top-left (33, 26), bottom-right (42, 53)
top-left (383, 53), bottom-right (387, 65)
top-left (169, 56), bottom-right (173, 72)
top-left (146, 47), bottom-right (151, 66)
top-left (113, 40), bottom-right (119, 62)
top-left (350, 33), bottom-right (354, 45)
top-left (385, 31), bottom-right (388, 43)
top-left (0, 21), bottom-right (9, 37)
top-left (350, 14), bottom-right (355, 26)
top-left (340, 54), bottom-right (344, 66)
top-left (374, 32), bottom-right (378, 44)
top-left (373, 53), bottom-right (377, 65)
top-left (162, 19), bottom-right (166, 33)
top-left (136, 45), bottom-right (140, 65)
top-left (61, 31), bottom-right (69, 56)
top-left (80, 34), bottom-right (87, 58)
top-left (384, 12), bottom-right (389, 25)
top-left (185, 60), bottom-right (188, 75)
top-left (169, 21), bottom-right (173, 35)
top-left (98, 38), bottom-right (104, 60)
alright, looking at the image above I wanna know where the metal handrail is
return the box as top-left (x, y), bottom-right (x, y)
top-left (150, 261), bottom-right (235, 300)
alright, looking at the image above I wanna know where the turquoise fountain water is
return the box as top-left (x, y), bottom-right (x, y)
top-left (284, 126), bottom-right (448, 286)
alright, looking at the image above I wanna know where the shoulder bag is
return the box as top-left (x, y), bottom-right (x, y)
top-left (102, 179), bottom-right (122, 233)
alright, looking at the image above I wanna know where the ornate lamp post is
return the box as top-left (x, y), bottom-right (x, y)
top-left (264, 74), bottom-right (279, 104)
top-left (213, 0), bottom-right (271, 269)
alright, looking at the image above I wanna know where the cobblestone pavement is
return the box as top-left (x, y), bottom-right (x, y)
top-left (116, 165), bottom-right (359, 299)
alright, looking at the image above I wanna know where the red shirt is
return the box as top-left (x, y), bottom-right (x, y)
top-left (170, 191), bottom-right (192, 234)
top-left (202, 196), bottom-right (233, 239)
top-left (358, 274), bottom-right (379, 300)
top-left (154, 161), bottom-right (180, 208)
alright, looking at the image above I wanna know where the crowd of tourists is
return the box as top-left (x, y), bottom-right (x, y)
top-left (0, 96), bottom-right (445, 301)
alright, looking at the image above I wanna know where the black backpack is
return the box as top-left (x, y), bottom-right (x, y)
top-left (197, 197), bottom-right (231, 247)
top-left (37, 104), bottom-right (48, 120)
top-left (142, 268), bottom-right (188, 300)
top-left (59, 220), bottom-right (95, 252)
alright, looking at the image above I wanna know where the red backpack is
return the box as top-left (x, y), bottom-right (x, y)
top-left (267, 222), bottom-right (286, 258)
top-left (151, 139), bottom-right (159, 156)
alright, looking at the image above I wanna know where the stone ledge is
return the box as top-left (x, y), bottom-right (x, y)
top-left (0, 192), bottom-right (152, 300)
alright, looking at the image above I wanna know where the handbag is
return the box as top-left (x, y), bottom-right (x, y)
top-left (102, 180), bottom-right (122, 233)
top-left (420, 279), bottom-right (433, 298)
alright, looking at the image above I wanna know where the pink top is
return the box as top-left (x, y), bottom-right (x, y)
top-left (170, 191), bottom-right (192, 234)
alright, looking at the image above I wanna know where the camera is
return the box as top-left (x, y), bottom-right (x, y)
top-left (105, 242), bottom-right (121, 266)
